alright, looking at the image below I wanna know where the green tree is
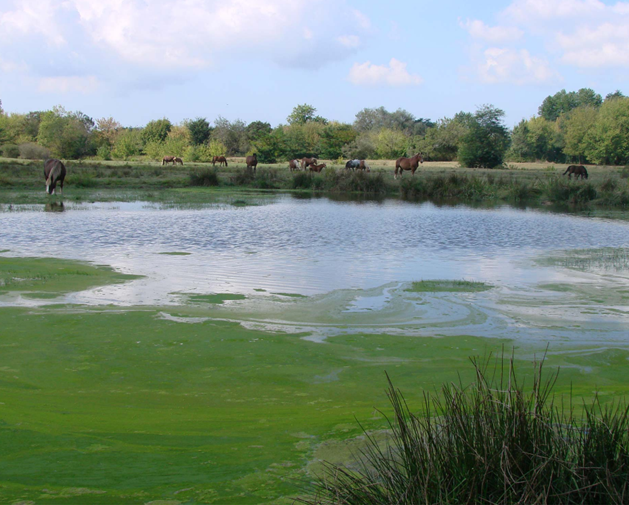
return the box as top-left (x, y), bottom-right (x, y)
top-left (37, 106), bottom-right (95, 159)
top-left (374, 128), bottom-right (408, 159)
top-left (245, 121), bottom-right (272, 142)
top-left (415, 113), bottom-right (471, 161)
top-left (507, 119), bottom-right (534, 161)
top-left (212, 117), bottom-right (249, 155)
top-left (559, 106), bottom-right (598, 163)
top-left (539, 88), bottom-right (602, 121)
top-left (458, 105), bottom-right (510, 168)
top-left (185, 117), bottom-right (211, 146)
top-left (583, 97), bottom-right (629, 165)
top-left (605, 90), bottom-right (625, 102)
top-left (342, 133), bottom-right (377, 160)
top-left (112, 129), bottom-right (143, 159)
top-left (142, 119), bottom-right (172, 145)
top-left (317, 123), bottom-right (357, 159)
top-left (287, 104), bottom-right (327, 125)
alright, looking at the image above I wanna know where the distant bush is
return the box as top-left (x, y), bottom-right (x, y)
top-left (189, 168), bottom-right (219, 187)
top-left (18, 142), bottom-right (51, 160)
top-left (72, 174), bottom-right (98, 188)
top-left (96, 145), bottom-right (111, 161)
top-left (2, 144), bottom-right (20, 158)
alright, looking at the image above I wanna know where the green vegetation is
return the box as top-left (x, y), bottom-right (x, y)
top-left (186, 293), bottom-right (247, 304)
top-left (407, 280), bottom-right (492, 292)
top-left (304, 355), bottom-right (629, 504)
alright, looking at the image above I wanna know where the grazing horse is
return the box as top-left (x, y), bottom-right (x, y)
top-left (357, 160), bottom-right (370, 172)
top-left (301, 157), bottom-right (317, 170)
top-left (246, 153), bottom-right (258, 172)
top-left (345, 159), bottom-right (360, 171)
top-left (309, 163), bottom-right (326, 173)
top-left (394, 153), bottom-right (423, 179)
top-left (213, 156), bottom-right (228, 167)
top-left (162, 156), bottom-right (175, 165)
top-left (563, 165), bottom-right (588, 180)
top-left (44, 158), bottom-right (66, 195)
top-left (174, 157), bottom-right (183, 165)
top-left (289, 159), bottom-right (301, 172)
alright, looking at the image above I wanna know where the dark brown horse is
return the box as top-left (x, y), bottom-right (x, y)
top-left (309, 163), bottom-right (326, 173)
top-left (44, 158), bottom-right (66, 195)
top-left (162, 156), bottom-right (175, 165)
top-left (246, 153), bottom-right (258, 172)
top-left (394, 153), bottom-right (423, 179)
top-left (174, 157), bottom-right (183, 165)
top-left (301, 157), bottom-right (317, 170)
top-left (212, 156), bottom-right (228, 167)
top-left (357, 160), bottom-right (370, 172)
top-left (289, 159), bottom-right (301, 171)
top-left (563, 165), bottom-right (588, 179)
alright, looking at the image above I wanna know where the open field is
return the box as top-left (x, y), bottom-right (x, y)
top-left (1, 157), bottom-right (629, 209)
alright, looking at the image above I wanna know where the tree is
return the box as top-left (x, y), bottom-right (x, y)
top-left (353, 107), bottom-right (429, 136)
top-left (374, 128), bottom-right (408, 159)
top-left (416, 113), bottom-right (471, 161)
top-left (112, 129), bottom-right (143, 159)
top-left (245, 121), bottom-right (272, 142)
top-left (559, 106), bottom-right (598, 163)
top-left (583, 97), bottom-right (629, 165)
top-left (539, 88), bottom-right (602, 121)
top-left (142, 119), bottom-right (172, 144)
top-left (458, 105), bottom-right (510, 168)
top-left (507, 119), bottom-right (534, 161)
top-left (287, 104), bottom-right (327, 125)
top-left (37, 106), bottom-right (95, 158)
top-left (342, 133), bottom-right (377, 160)
top-left (526, 116), bottom-right (564, 162)
top-left (212, 117), bottom-right (249, 155)
top-left (185, 117), bottom-right (211, 146)
top-left (605, 90), bottom-right (625, 102)
top-left (95, 117), bottom-right (122, 147)
top-left (317, 123), bottom-right (357, 159)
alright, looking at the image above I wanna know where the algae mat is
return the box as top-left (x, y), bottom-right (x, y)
top-left (0, 257), bottom-right (629, 504)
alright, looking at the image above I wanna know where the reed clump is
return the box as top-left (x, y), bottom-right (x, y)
top-left (302, 354), bottom-right (629, 505)
top-left (188, 168), bottom-right (219, 187)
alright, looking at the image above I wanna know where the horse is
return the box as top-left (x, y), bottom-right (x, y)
top-left (44, 158), bottom-right (66, 195)
top-left (357, 160), bottom-right (370, 172)
top-left (246, 153), bottom-right (258, 172)
top-left (213, 156), bottom-right (228, 167)
top-left (174, 157), bottom-right (183, 165)
top-left (289, 159), bottom-right (301, 171)
top-left (309, 163), bottom-right (326, 173)
top-left (162, 156), bottom-right (175, 165)
top-left (394, 153), bottom-right (423, 179)
top-left (345, 159), bottom-right (360, 171)
top-left (301, 157), bottom-right (317, 170)
top-left (563, 165), bottom-right (588, 180)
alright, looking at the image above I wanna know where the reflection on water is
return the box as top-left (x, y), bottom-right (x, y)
top-left (1, 197), bottom-right (628, 306)
top-left (44, 202), bottom-right (65, 213)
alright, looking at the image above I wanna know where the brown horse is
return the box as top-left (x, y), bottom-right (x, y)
top-left (174, 157), bottom-right (183, 165)
top-left (246, 153), bottom-right (258, 172)
top-left (394, 153), bottom-right (423, 179)
top-left (563, 165), bottom-right (588, 179)
top-left (301, 157), bottom-right (317, 170)
top-left (309, 163), bottom-right (326, 173)
top-left (289, 159), bottom-right (301, 171)
top-left (162, 156), bottom-right (175, 165)
top-left (44, 158), bottom-right (66, 195)
top-left (357, 160), bottom-right (370, 172)
top-left (212, 156), bottom-right (228, 167)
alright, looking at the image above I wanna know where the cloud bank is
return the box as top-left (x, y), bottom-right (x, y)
top-left (347, 58), bottom-right (422, 87)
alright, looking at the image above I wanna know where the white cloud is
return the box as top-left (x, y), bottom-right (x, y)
top-left (337, 35), bottom-right (361, 48)
top-left (503, 0), bottom-right (606, 23)
top-left (477, 48), bottom-right (561, 84)
top-left (461, 19), bottom-right (523, 44)
top-left (347, 58), bottom-right (423, 87)
top-left (557, 22), bottom-right (629, 67)
top-left (38, 75), bottom-right (100, 94)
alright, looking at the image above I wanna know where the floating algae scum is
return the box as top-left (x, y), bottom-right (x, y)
top-left (0, 197), bottom-right (629, 504)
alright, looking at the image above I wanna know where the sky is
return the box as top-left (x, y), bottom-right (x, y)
top-left (1, 0), bottom-right (629, 128)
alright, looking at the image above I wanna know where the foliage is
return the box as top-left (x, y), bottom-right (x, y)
top-left (539, 88), bottom-right (603, 121)
top-left (317, 123), bottom-right (357, 159)
top-left (96, 145), bottom-right (112, 160)
top-left (189, 168), bottom-right (219, 186)
top-left (559, 106), bottom-right (598, 162)
top-left (374, 128), bottom-right (408, 159)
top-left (95, 117), bottom-right (122, 147)
top-left (458, 105), bottom-right (510, 168)
top-left (19, 142), bottom-right (51, 160)
top-left (342, 133), bottom-right (377, 160)
top-left (185, 117), bottom-right (211, 146)
top-left (212, 116), bottom-right (249, 155)
top-left (583, 97), bottom-right (629, 165)
top-left (287, 104), bottom-right (327, 125)
top-left (245, 121), bottom-right (272, 142)
top-left (36, 106), bottom-right (96, 159)
top-left (112, 129), bottom-right (143, 159)
top-left (142, 118), bottom-right (172, 145)
top-left (2, 144), bottom-right (20, 158)
top-left (354, 106), bottom-right (433, 136)
top-left (303, 354), bottom-right (629, 505)
top-left (416, 113), bottom-right (471, 161)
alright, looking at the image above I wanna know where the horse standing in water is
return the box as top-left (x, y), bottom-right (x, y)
top-left (246, 153), bottom-right (258, 172)
top-left (174, 157), bottom-right (184, 165)
top-left (563, 165), bottom-right (588, 179)
top-left (44, 159), bottom-right (66, 195)
top-left (289, 159), bottom-right (301, 171)
top-left (162, 156), bottom-right (175, 165)
top-left (394, 153), bottom-right (423, 179)
top-left (213, 156), bottom-right (228, 167)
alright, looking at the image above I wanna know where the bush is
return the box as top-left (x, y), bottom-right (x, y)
top-left (18, 142), bottom-right (51, 160)
top-left (303, 354), bottom-right (629, 505)
top-left (96, 145), bottom-right (111, 161)
top-left (2, 144), bottom-right (20, 158)
top-left (292, 172), bottom-right (314, 189)
top-left (189, 168), bottom-right (219, 187)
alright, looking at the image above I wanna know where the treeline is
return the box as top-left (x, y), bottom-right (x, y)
top-left (0, 89), bottom-right (627, 167)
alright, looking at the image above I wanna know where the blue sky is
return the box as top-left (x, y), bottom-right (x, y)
top-left (1, 0), bottom-right (628, 128)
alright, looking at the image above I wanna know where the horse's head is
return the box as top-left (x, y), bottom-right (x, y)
top-left (417, 152), bottom-right (424, 164)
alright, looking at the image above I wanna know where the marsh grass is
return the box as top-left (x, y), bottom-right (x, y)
top-left (407, 280), bottom-right (492, 293)
top-left (302, 354), bottom-right (629, 505)
top-left (189, 167), bottom-right (219, 186)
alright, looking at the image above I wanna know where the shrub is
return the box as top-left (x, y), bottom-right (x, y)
top-left (2, 144), bottom-right (20, 158)
top-left (302, 354), bottom-right (629, 505)
top-left (72, 174), bottom-right (98, 188)
top-left (19, 142), bottom-right (51, 160)
top-left (292, 172), bottom-right (313, 190)
top-left (189, 168), bottom-right (219, 187)
top-left (96, 145), bottom-right (111, 161)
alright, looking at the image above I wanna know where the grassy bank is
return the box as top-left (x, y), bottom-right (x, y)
top-left (2, 157), bottom-right (629, 209)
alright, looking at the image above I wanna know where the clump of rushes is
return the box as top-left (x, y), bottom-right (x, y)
top-left (301, 352), bottom-right (629, 505)
top-left (188, 168), bottom-right (219, 186)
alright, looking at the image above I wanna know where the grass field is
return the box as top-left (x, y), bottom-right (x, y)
top-left (1, 257), bottom-right (629, 503)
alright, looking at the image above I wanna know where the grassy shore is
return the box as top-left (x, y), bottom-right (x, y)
top-left (1, 157), bottom-right (629, 209)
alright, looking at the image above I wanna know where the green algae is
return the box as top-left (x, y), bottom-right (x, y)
top-left (157, 252), bottom-right (192, 256)
top-left (406, 280), bottom-right (493, 293)
top-left (186, 293), bottom-right (246, 304)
